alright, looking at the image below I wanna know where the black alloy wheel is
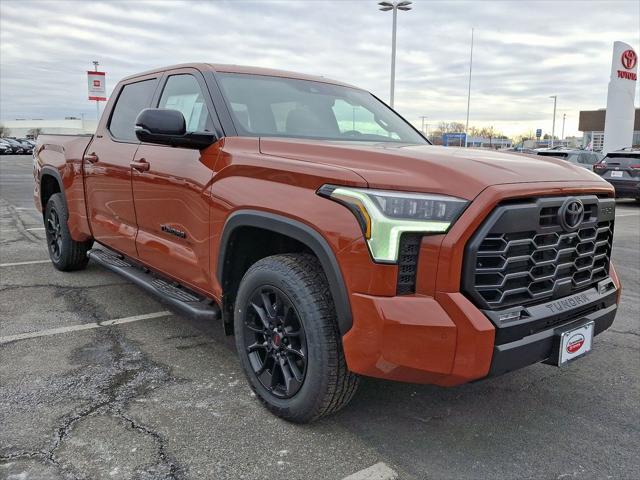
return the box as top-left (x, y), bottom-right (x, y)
top-left (45, 205), bottom-right (63, 261)
top-left (234, 253), bottom-right (359, 422)
top-left (242, 286), bottom-right (307, 398)
top-left (43, 193), bottom-right (93, 271)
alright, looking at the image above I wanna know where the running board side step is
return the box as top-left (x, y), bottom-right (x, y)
top-left (88, 248), bottom-right (220, 322)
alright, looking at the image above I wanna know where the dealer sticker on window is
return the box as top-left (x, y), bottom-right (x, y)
top-left (558, 321), bottom-right (594, 365)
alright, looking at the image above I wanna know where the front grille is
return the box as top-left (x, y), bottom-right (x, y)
top-left (463, 195), bottom-right (615, 310)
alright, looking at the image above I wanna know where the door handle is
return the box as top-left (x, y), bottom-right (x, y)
top-left (84, 153), bottom-right (99, 163)
top-left (130, 158), bottom-right (150, 172)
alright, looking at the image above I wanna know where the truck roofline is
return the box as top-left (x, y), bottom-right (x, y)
top-left (119, 63), bottom-right (360, 90)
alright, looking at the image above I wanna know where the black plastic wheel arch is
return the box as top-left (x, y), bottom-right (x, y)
top-left (217, 210), bottom-right (353, 336)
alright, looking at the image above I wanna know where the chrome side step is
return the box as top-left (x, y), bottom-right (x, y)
top-left (88, 248), bottom-right (220, 322)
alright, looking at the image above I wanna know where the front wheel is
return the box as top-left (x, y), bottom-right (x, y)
top-left (44, 193), bottom-right (93, 271)
top-left (234, 253), bottom-right (359, 423)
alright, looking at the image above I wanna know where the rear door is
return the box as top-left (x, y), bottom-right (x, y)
top-left (131, 69), bottom-right (222, 292)
top-left (84, 76), bottom-right (159, 257)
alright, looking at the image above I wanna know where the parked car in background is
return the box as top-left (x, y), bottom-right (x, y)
top-left (534, 147), bottom-right (603, 170)
top-left (0, 141), bottom-right (10, 155)
top-left (1, 138), bottom-right (25, 154)
top-left (593, 148), bottom-right (640, 201)
top-left (16, 139), bottom-right (34, 154)
top-left (0, 138), bottom-right (23, 154)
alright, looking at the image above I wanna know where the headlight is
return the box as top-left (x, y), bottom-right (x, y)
top-left (318, 185), bottom-right (468, 263)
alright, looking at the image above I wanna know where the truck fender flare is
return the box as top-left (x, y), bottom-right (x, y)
top-left (39, 166), bottom-right (67, 208)
top-left (217, 210), bottom-right (353, 335)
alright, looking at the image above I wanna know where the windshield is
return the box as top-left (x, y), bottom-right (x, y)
top-left (217, 73), bottom-right (427, 144)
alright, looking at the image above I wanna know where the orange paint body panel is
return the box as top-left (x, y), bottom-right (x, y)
top-left (33, 63), bottom-right (621, 387)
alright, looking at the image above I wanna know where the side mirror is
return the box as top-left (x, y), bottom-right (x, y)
top-left (135, 108), bottom-right (216, 149)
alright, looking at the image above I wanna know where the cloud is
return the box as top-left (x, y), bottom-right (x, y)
top-left (1, 0), bottom-right (638, 136)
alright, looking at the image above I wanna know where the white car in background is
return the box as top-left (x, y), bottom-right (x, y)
top-left (534, 147), bottom-right (603, 170)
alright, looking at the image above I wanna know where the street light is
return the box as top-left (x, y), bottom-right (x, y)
top-left (378, 1), bottom-right (412, 108)
top-left (549, 95), bottom-right (557, 148)
top-left (420, 115), bottom-right (428, 135)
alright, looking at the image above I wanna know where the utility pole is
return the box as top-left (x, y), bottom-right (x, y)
top-left (561, 113), bottom-right (566, 142)
top-left (93, 60), bottom-right (100, 121)
top-left (464, 28), bottom-right (474, 147)
top-left (549, 95), bottom-right (557, 148)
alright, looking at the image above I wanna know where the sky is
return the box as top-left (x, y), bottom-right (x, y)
top-left (1, 0), bottom-right (639, 138)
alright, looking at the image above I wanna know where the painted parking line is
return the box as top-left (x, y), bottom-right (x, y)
top-left (615, 212), bottom-right (640, 217)
top-left (0, 259), bottom-right (51, 267)
top-left (0, 311), bottom-right (172, 345)
top-left (342, 462), bottom-right (398, 480)
top-left (25, 227), bottom-right (45, 231)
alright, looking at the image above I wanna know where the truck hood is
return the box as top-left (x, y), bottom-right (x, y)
top-left (259, 138), bottom-right (607, 200)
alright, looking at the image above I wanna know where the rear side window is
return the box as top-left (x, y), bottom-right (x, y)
top-left (603, 155), bottom-right (640, 166)
top-left (538, 152), bottom-right (568, 158)
top-left (109, 79), bottom-right (157, 141)
top-left (578, 153), bottom-right (599, 165)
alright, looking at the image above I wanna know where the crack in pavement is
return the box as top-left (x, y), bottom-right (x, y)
top-left (2, 287), bottom-right (185, 479)
top-left (609, 329), bottom-right (640, 338)
top-left (0, 198), bottom-right (41, 244)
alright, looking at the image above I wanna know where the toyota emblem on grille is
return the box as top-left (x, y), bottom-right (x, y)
top-left (558, 198), bottom-right (585, 231)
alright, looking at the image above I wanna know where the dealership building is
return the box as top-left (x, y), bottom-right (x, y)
top-left (0, 118), bottom-right (98, 138)
top-left (579, 108), bottom-right (640, 151)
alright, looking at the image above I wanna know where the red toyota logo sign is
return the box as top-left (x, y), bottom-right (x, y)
top-left (621, 49), bottom-right (637, 70)
top-left (566, 333), bottom-right (585, 354)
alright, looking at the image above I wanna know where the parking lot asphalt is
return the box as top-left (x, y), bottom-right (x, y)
top-left (1, 153), bottom-right (639, 480)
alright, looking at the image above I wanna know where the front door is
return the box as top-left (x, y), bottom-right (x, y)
top-left (84, 77), bottom-right (159, 257)
top-left (131, 71), bottom-right (220, 293)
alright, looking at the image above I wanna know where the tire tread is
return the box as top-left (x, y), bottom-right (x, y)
top-left (237, 253), bottom-right (359, 422)
top-left (45, 193), bottom-right (92, 271)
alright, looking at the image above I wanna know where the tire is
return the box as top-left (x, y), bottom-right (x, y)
top-left (234, 253), bottom-right (359, 423)
top-left (44, 193), bottom-right (93, 271)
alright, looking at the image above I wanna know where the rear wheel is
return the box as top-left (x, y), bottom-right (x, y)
top-left (44, 193), bottom-right (93, 271)
top-left (234, 253), bottom-right (359, 423)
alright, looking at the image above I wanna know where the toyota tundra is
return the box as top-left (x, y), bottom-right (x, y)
top-left (33, 64), bottom-right (621, 422)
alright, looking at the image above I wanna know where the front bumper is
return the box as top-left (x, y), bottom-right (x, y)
top-left (343, 276), bottom-right (619, 385)
top-left (487, 281), bottom-right (617, 376)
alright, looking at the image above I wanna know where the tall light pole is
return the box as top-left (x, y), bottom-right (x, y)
top-left (464, 28), bottom-right (474, 147)
top-left (378, 1), bottom-right (412, 108)
top-left (549, 95), bottom-right (557, 148)
top-left (561, 113), bottom-right (566, 142)
top-left (420, 115), bottom-right (428, 135)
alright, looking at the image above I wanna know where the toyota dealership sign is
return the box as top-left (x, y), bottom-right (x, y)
top-left (618, 49), bottom-right (637, 80)
top-left (87, 71), bottom-right (107, 101)
top-left (603, 41), bottom-right (638, 153)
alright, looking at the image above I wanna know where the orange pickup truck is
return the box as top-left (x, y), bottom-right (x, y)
top-left (34, 63), bottom-right (620, 422)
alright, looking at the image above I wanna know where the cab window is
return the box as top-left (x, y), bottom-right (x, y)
top-left (109, 79), bottom-right (157, 142)
top-left (158, 74), bottom-right (213, 132)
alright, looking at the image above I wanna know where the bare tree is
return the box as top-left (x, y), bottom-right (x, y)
top-left (27, 128), bottom-right (43, 139)
top-left (0, 124), bottom-right (10, 137)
